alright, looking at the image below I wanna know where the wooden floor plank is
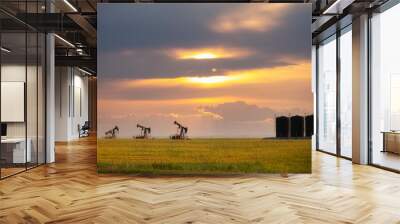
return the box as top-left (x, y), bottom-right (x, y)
top-left (0, 137), bottom-right (399, 223)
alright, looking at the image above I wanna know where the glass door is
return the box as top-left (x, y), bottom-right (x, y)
top-left (317, 35), bottom-right (337, 154)
top-left (339, 26), bottom-right (352, 158)
top-left (370, 3), bottom-right (400, 171)
top-left (0, 1), bottom-right (47, 179)
top-left (1, 30), bottom-right (28, 178)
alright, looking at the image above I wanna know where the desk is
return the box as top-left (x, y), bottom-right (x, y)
top-left (382, 131), bottom-right (400, 154)
top-left (1, 138), bottom-right (31, 164)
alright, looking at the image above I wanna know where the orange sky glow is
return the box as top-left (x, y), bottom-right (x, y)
top-left (98, 4), bottom-right (311, 138)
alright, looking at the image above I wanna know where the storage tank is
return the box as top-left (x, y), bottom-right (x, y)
top-left (305, 115), bottom-right (314, 137)
top-left (275, 116), bottom-right (289, 138)
top-left (290, 115), bottom-right (305, 138)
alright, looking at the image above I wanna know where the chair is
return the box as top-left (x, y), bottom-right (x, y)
top-left (78, 121), bottom-right (90, 138)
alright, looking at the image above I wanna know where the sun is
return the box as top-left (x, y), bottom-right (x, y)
top-left (186, 76), bottom-right (233, 85)
top-left (177, 52), bottom-right (220, 60)
top-left (171, 47), bottom-right (251, 60)
top-left (189, 53), bottom-right (218, 60)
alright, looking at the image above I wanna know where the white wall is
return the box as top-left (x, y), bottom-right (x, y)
top-left (1, 63), bottom-right (46, 164)
top-left (55, 67), bottom-right (89, 141)
top-left (1, 65), bottom-right (26, 132)
top-left (71, 73), bottom-right (89, 138)
top-left (55, 67), bottom-right (70, 141)
top-left (1, 65), bottom-right (36, 138)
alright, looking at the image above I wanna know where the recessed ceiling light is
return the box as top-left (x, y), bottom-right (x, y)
top-left (78, 67), bottom-right (93, 76)
top-left (63, 0), bottom-right (78, 12)
top-left (322, 0), bottom-right (354, 15)
top-left (1, 47), bottom-right (11, 53)
top-left (54, 34), bottom-right (75, 48)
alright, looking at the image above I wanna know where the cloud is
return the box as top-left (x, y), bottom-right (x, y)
top-left (98, 100), bottom-right (278, 138)
top-left (169, 46), bottom-right (253, 60)
top-left (98, 4), bottom-right (311, 80)
top-left (200, 101), bottom-right (275, 122)
top-left (97, 63), bottom-right (312, 108)
top-left (210, 4), bottom-right (288, 33)
top-left (100, 62), bottom-right (310, 89)
top-left (196, 107), bottom-right (224, 120)
top-left (109, 113), bottom-right (135, 120)
top-left (98, 47), bottom-right (303, 80)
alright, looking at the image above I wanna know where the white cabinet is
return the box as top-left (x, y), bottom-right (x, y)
top-left (1, 138), bottom-right (32, 163)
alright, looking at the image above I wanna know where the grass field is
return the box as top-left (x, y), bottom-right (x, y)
top-left (97, 138), bottom-right (311, 174)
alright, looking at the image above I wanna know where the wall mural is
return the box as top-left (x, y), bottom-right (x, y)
top-left (98, 3), bottom-right (312, 174)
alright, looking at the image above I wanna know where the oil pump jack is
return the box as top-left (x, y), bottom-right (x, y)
top-left (105, 126), bottom-right (119, 138)
top-left (135, 124), bottom-right (151, 139)
top-left (170, 121), bottom-right (188, 139)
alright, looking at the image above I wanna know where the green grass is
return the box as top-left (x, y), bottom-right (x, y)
top-left (97, 138), bottom-right (311, 175)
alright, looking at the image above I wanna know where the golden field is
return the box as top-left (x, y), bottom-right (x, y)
top-left (97, 138), bottom-right (311, 174)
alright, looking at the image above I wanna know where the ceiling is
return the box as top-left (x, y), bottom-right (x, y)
top-left (0, 0), bottom-right (388, 75)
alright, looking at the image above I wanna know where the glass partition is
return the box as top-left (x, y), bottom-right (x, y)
top-left (0, 2), bottom-right (46, 179)
top-left (370, 3), bottom-right (400, 171)
top-left (317, 35), bottom-right (337, 154)
top-left (1, 31), bottom-right (28, 177)
top-left (27, 31), bottom-right (38, 169)
top-left (38, 32), bottom-right (45, 165)
top-left (339, 27), bottom-right (352, 158)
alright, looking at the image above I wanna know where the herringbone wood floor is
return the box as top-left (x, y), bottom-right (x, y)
top-left (1, 137), bottom-right (400, 224)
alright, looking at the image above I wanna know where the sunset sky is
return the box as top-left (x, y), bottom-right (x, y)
top-left (98, 3), bottom-right (312, 138)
